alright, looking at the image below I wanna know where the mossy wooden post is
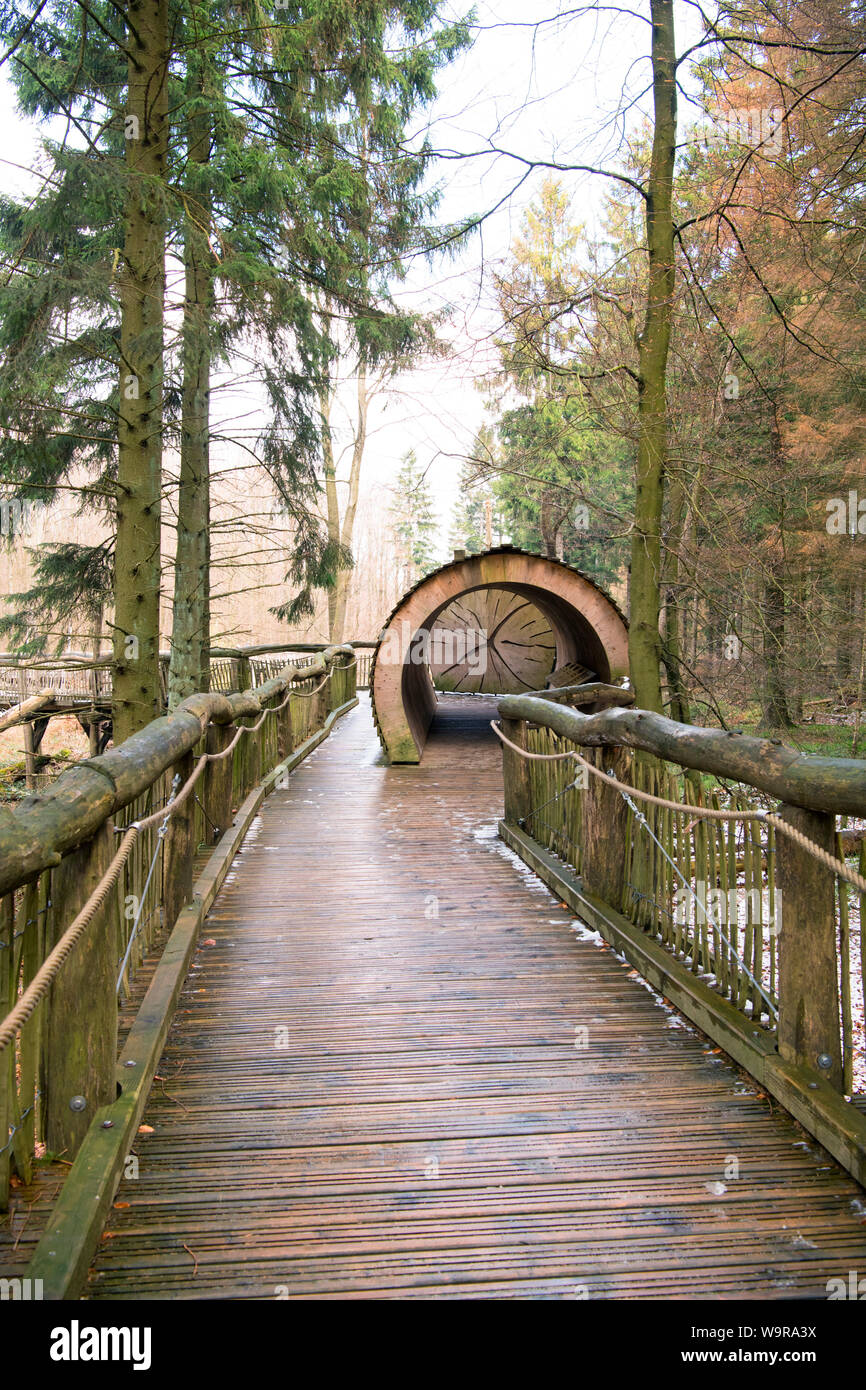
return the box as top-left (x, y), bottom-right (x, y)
top-left (0, 894), bottom-right (12, 1207)
top-left (244, 712), bottom-right (262, 790)
top-left (581, 745), bottom-right (631, 913)
top-left (328, 663), bottom-right (343, 713)
top-left (163, 750), bottom-right (196, 931)
top-left (316, 678), bottom-right (329, 731)
top-left (236, 654), bottom-right (252, 695)
top-left (501, 717), bottom-right (530, 827)
top-left (22, 719), bottom-right (39, 789)
top-left (205, 722), bottom-right (236, 835)
top-left (16, 875), bottom-right (42, 1183)
top-left (288, 692), bottom-right (303, 750)
top-left (776, 804), bottom-right (842, 1090)
top-left (43, 823), bottom-right (117, 1158)
top-left (276, 692), bottom-right (292, 764)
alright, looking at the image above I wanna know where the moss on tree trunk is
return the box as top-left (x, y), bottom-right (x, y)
top-left (630, 0), bottom-right (677, 715)
top-left (113, 0), bottom-right (170, 743)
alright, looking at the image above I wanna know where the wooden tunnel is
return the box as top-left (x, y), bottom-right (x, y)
top-left (370, 546), bottom-right (629, 763)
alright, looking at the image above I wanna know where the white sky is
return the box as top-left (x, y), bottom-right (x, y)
top-left (0, 1), bottom-right (705, 561)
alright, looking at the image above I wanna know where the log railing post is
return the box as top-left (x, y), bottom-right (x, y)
top-left (236, 654), bottom-right (252, 695)
top-left (501, 717), bottom-right (531, 828)
top-left (244, 711), bottom-right (262, 790)
top-left (163, 750), bottom-right (196, 932)
top-left (328, 663), bottom-right (342, 712)
top-left (776, 804), bottom-right (843, 1090)
top-left (43, 823), bottom-right (117, 1158)
top-left (580, 745), bottom-right (631, 912)
top-left (276, 692), bottom-right (292, 764)
top-left (0, 894), bottom-right (12, 1207)
top-left (315, 678), bottom-right (329, 730)
top-left (18, 667), bottom-right (38, 790)
top-left (205, 721), bottom-right (236, 836)
top-left (261, 692), bottom-right (278, 776)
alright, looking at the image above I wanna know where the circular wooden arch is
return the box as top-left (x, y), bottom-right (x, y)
top-left (428, 591), bottom-right (557, 694)
top-left (370, 547), bottom-right (629, 763)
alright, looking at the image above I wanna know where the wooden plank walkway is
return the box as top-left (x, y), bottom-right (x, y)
top-left (87, 696), bottom-right (866, 1299)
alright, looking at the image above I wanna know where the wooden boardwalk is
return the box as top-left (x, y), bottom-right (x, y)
top-left (88, 696), bottom-right (866, 1299)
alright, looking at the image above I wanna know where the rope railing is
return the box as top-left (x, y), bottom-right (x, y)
top-left (491, 720), bottom-right (866, 896)
top-left (494, 694), bottom-right (866, 1114)
top-left (0, 682), bottom-right (307, 1052)
top-left (0, 646), bottom-right (358, 1199)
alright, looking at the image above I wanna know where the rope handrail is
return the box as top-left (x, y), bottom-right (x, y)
top-left (286, 672), bottom-right (331, 698)
top-left (116, 776), bottom-right (180, 994)
top-left (0, 827), bottom-right (139, 1052)
top-left (491, 720), bottom-right (866, 897)
top-left (0, 671), bottom-right (342, 1051)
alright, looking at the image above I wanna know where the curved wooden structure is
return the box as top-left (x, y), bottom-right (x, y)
top-left (371, 547), bottom-right (629, 763)
top-left (429, 591), bottom-right (556, 694)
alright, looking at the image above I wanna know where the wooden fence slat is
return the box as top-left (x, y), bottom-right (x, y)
top-left (581, 746), bottom-right (630, 912)
top-left (767, 804), bottom-right (842, 1091)
top-left (163, 751), bottom-right (196, 933)
top-left (0, 895), bottom-right (12, 1208)
top-left (43, 823), bottom-right (117, 1158)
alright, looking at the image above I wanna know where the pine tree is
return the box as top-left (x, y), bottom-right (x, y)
top-left (485, 178), bottom-right (632, 588)
top-left (389, 450), bottom-right (439, 587)
top-left (0, 0), bottom-right (470, 727)
top-left (449, 430), bottom-right (506, 554)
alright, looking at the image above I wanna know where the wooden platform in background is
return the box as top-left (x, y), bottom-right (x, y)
top-left (87, 695), bottom-right (866, 1299)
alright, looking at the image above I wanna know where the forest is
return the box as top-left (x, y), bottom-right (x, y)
top-left (0, 0), bottom-right (863, 751)
top-left (1, 0), bottom-right (866, 1317)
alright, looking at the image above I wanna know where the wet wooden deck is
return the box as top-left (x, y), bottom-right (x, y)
top-left (88, 696), bottom-right (866, 1299)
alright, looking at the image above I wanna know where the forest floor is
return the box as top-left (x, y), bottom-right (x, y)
top-left (0, 713), bottom-right (88, 800)
top-left (714, 699), bottom-right (864, 760)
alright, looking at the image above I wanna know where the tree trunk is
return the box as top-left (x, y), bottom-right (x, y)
top-left (169, 44), bottom-right (213, 708)
top-left (661, 466), bottom-right (690, 722)
top-left (332, 353), bottom-right (368, 641)
top-left (321, 380), bottom-right (340, 641)
top-left (324, 352), bottom-right (368, 644)
top-left (629, 0), bottom-right (676, 714)
top-left (760, 411), bottom-right (793, 730)
top-left (760, 558), bottom-right (793, 729)
top-left (539, 487), bottom-right (558, 559)
top-left (113, 0), bottom-right (169, 743)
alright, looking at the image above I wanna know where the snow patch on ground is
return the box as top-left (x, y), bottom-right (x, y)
top-left (467, 816), bottom-right (705, 1041)
top-left (570, 920), bottom-right (605, 948)
top-left (625, 965), bottom-right (699, 1036)
top-left (237, 814), bottom-right (263, 847)
top-left (469, 819), bottom-right (559, 897)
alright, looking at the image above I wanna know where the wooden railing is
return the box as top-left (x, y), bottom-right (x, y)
top-left (0, 656), bottom-right (113, 704)
top-left (0, 646), bottom-right (357, 1210)
top-left (497, 690), bottom-right (866, 1184)
top-left (210, 641), bottom-right (376, 693)
top-left (0, 641), bottom-right (376, 709)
